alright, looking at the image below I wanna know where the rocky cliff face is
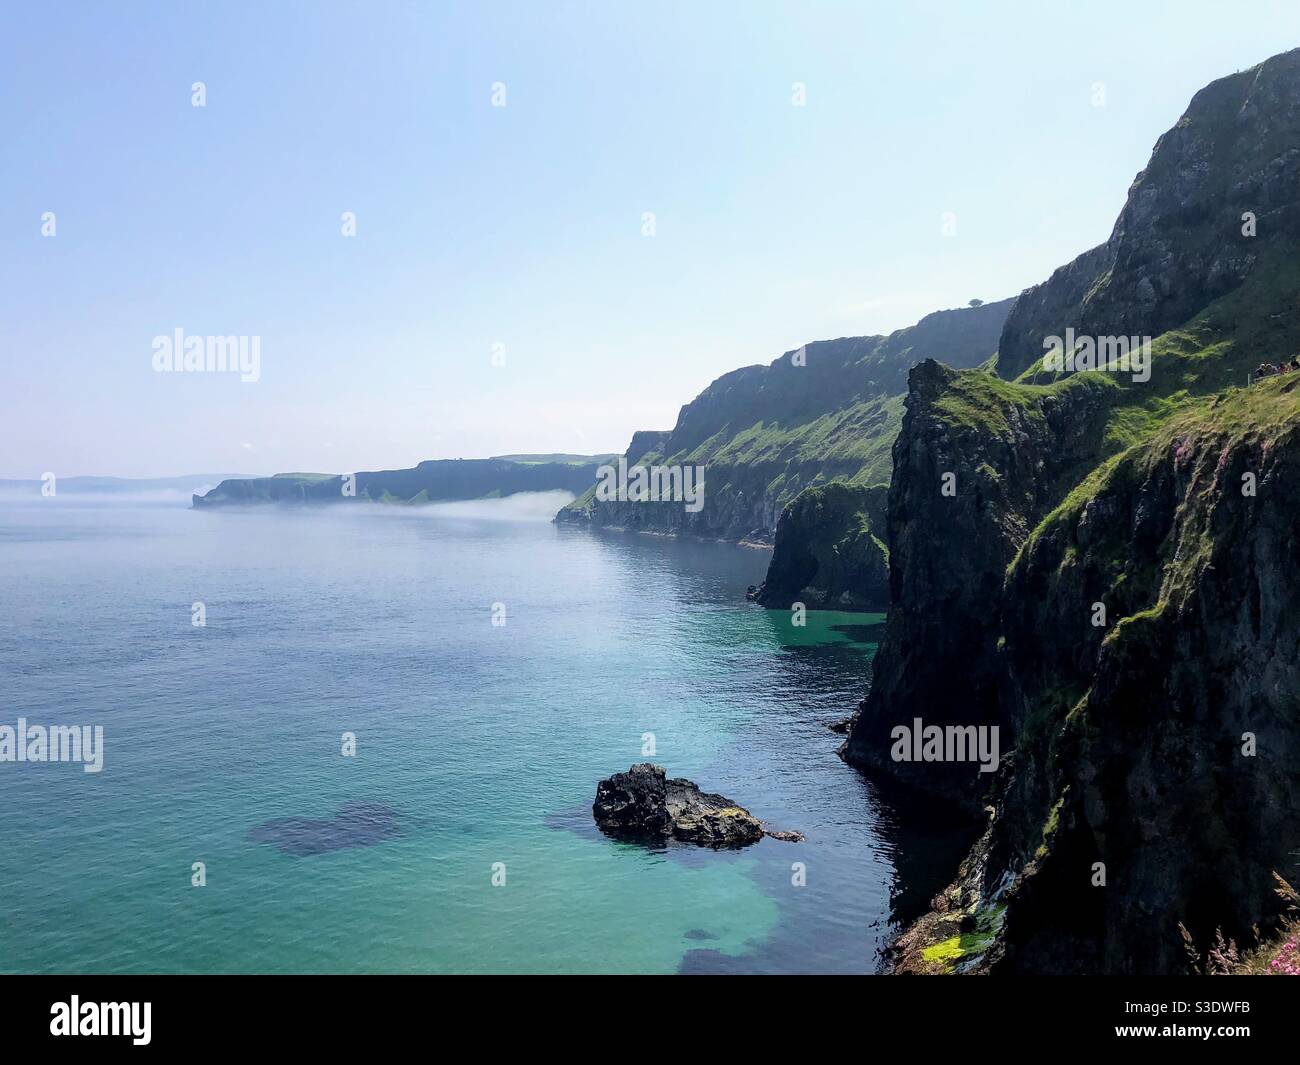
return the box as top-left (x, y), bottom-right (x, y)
top-left (991, 380), bottom-right (1300, 973)
top-left (775, 49), bottom-right (1300, 613)
top-left (847, 48), bottom-right (1300, 973)
top-left (841, 362), bottom-right (1115, 802)
top-left (892, 382), bottom-right (1300, 973)
top-left (997, 47), bottom-right (1300, 382)
top-left (750, 482), bottom-right (890, 610)
top-left (556, 299), bottom-right (1013, 543)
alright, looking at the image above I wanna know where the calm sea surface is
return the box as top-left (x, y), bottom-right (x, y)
top-left (0, 489), bottom-right (950, 974)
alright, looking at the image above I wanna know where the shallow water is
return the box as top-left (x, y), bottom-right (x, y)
top-left (0, 490), bottom-right (940, 974)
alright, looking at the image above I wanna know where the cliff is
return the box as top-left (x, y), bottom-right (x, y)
top-left (892, 381), bottom-right (1300, 974)
top-left (556, 299), bottom-right (1013, 543)
top-left (192, 455), bottom-right (615, 507)
top-left (841, 48), bottom-right (1300, 973)
top-left (996, 48), bottom-right (1300, 382)
top-left (749, 482), bottom-right (890, 610)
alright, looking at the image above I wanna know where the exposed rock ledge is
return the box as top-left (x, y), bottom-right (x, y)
top-left (593, 763), bottom-right (802, 847)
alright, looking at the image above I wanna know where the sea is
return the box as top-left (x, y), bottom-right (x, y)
top-left (0, 487), bottom-right (962, 974)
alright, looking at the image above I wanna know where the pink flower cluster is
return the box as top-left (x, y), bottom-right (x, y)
top-left (1269, 934), bottom-right (1299, 975)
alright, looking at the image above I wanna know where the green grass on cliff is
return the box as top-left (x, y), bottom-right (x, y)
top-left (784, 480), bottom-right (891, 564)
top-left (563, 394), bottom-right (906, 519)
top-left (1026, 370), bottom-right (1300, 542)
top-left (941, 249), bottom-right (1300, 541)
top-left (1010, 248), bottom-right (1300, 427)
top-left (930, 371), bottom-right (1050, 434)
top-left (491, 453), bottom-right (618, 465)
top-left (945, 253), bottom-right (1300, 758)
top-left (1012, 370), bottom-right (1300, 634)
top-left (659, 393), bottom-right (906, 481)
top-left (559, 302), bottom-right (1013, 532)
top-left (932, 365), bottom-right (1118, 437)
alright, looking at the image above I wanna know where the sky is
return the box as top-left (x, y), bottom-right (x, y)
top-left (2, 1), bottom-right (1298, 478)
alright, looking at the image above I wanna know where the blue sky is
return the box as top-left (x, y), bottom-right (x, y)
top-left (2, 1), bottom-right (1297, 477)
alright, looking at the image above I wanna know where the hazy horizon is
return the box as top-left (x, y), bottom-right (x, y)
top-left (4, 1), bottom-right (1298, 478)
top-left (0, 459), bottom-right (614, 483)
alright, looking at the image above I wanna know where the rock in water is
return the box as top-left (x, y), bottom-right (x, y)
top-left (664, 777), bottom-right (765, 847)
top-left (591, 762), bottom-right (672, 838)
top-left (762, 828), bottom-right (805, 843)
top-left (593, 763), bottom-right (765, 847)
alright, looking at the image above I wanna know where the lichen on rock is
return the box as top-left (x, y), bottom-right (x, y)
top-left (593, 763), bottom-right (798, 848)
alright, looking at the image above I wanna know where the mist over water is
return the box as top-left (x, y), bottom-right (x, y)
top-left (0, 491), bottom-right (917, 973)
top-left (388, 489), bottom-right (576, 521)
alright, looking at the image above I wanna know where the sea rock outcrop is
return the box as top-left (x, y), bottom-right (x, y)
top-left (592, 763), bottom-right (776, 847)
top-left (749, 481), bottom-right (890, 611)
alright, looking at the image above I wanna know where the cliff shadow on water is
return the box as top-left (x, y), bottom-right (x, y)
top-left (748, 605), bottom-right (988, 960)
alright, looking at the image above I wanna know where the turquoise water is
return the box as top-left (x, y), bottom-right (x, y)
top-left (0, 490), bottom-right (914, 974)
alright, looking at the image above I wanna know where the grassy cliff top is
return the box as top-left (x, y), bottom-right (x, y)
top-left (1023, 368), bottom-right (1300, 576)
top-left (925, 247), bottom-right (1300, 485)
top-left (489, 453), bottom-right (618, 465)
